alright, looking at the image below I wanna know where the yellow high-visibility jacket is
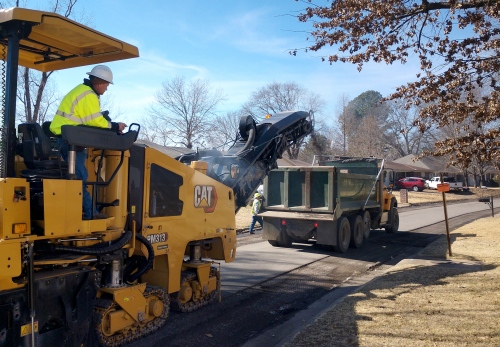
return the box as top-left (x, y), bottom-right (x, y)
top-left (252, 198), bottom-right (262, 215)
top-left (50, 83), bottom-right (110, 135)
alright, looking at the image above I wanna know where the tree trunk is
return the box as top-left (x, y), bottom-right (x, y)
top-left (23, 68), bottom-right (32, 122)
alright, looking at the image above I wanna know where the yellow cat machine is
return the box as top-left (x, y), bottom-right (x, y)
top-left (0, 7), bottom-right (313, 347)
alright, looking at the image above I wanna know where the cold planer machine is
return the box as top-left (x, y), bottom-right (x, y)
top-left (2, 112), bottom-right (313, 347)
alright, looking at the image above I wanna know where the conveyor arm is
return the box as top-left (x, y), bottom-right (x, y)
top-left (178, 111), bottom-right (314, 211)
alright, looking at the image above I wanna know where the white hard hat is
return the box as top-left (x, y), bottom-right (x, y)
top-left (257, 185), bottom-right (264, 195)
top-left (86, 65), bottom-right (114, 84)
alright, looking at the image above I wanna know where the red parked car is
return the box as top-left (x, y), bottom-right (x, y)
top-left (394, 177), bottom-right (426, 192)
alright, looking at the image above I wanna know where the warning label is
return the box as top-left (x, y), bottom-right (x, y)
top-left (20, 321), bottom-right (38, 337)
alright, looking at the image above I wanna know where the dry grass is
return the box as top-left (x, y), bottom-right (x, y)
top-left (235, 205), bottom-right (253, 231)
top-left (394, 187), bottom-right (500, 205)
top-left (284, 215), bottom-right (500, 347)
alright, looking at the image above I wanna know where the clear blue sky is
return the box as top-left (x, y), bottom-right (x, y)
top-left (29, 0), bottom-right (421, 125)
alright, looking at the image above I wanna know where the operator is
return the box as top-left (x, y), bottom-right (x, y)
top-left (50, 65), bottom-right (127, 220)
top-left (248, 192), bottom-right (264, 234)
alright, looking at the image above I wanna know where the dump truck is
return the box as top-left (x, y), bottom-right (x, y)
top-left (261, 157), bottom-right (399, 252)
top-left (0, 7), bottom-right (313, 347)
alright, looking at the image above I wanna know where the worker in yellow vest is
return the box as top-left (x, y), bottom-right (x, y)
top-left (50, 65), bottom-right (127, 219)
top-left (248, 192), bottom-right (264, 234)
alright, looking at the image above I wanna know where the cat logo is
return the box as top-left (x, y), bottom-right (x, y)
top-left (194, 185), bottom-right (218, 213)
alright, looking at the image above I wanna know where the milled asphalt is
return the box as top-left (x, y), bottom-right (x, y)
top-left (241, 252), bottom-right (401, 347)
top-left (243, 251), bottom-right (487, 347)
top-left (242, 268), bottom-right (384, 347)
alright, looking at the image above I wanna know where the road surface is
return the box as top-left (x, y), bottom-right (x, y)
top-left (128, 199), bottom-right (498, 347)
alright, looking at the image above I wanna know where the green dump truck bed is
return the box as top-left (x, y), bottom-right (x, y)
top-left (263, 158), bottom-right (381, 215)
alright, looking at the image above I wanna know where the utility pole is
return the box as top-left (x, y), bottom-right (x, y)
top-left (342, 106), bottom-right (346, 155)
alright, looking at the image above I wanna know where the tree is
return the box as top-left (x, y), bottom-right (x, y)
top-left (138, 116), bottom-right (173, 147)
top-left (468, 153), bottom-right (497, 187)
top-left (437, 104), bottom-right (500, 187)
top-left (347, 115), bottom-right (388, 158)
top-left (207, 111), bottom-right (241, 152)
top-left (347, 91), bottom-right (387, 121)
top-left (294, 0), bottom-right (500, 168)
top-left (332, 93), bottom-right (352, 156)
top-left (147, 76), bottom-right (225, 149)
top-left (242, 81), bottom-right (325, 158)
top-left (17, 67), bottom-right (59, 124)
top-left (242, 81), bottom-right (305, 121)
top-left (341, 90), bottom-right (391, 157)
top-left (298, 133), bottom-right (332, 163)
top-left (384, 99), bottom-right (436, 157)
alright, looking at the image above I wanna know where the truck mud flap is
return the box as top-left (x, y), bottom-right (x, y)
top-left (262, 217), bottom-right (284, 241)
top-left (315, 220), bottom-right (337, 246)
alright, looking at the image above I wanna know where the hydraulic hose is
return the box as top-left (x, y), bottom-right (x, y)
top-left (235, 126), bottom-right (256, 156)
top-left (53, 229), bottom-right (132, 255)
top-left (125, 233), bottom-right (155, 283)
top-left (235, 115), bottom-right (257, 156)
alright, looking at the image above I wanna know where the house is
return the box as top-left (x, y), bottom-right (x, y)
top-left (393, 154), bottom-right (459, 175)
top-left (383, 160), bottom-right (427, 187)
top-left (392, 154), bottom-right (462, 179)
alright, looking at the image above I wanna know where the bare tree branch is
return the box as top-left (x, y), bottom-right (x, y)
top-left (147, 76), bottom-right (226, 149)
top-left (294, 0), bottom-right (500, 167)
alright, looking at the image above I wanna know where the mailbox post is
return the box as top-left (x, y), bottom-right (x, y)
top-left (400, 189), bottom-right (408, 204)
top-left (478, 196), bottom-right (494, 217)
top-left (439, 174), bottom-right (452, 256)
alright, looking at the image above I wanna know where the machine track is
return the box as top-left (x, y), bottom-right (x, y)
top-left (170, 267), bottom-right (220, 312)
top-left (93, 286), bottom-right (169, 347)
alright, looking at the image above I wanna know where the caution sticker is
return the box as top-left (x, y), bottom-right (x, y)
top-left (20, 321), bottom-right (38, 337)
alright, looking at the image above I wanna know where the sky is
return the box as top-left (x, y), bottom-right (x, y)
top-left (23, 0), bottom-right (422, 125)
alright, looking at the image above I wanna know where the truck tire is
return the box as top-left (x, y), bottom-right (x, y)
top-left (334, 216), bottom-right (351, 253)
top-left (385, 199), bottom-right (399, 234)
top-left (268, 230), bottom-right (293, 247)
top-left (320, 244), bottom-right (334, 251)
top-left (361, 210), bottom-right (371, 239)
top-left (350, 215), bottom-right (364, 248)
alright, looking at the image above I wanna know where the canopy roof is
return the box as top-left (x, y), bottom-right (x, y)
top-left (0, 7), bottom-right (139, 71)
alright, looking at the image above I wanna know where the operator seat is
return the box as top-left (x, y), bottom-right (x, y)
top-left (17, 122), bottom-right (67, 222)
top-left (17, 122), bottom-right (66, 177)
